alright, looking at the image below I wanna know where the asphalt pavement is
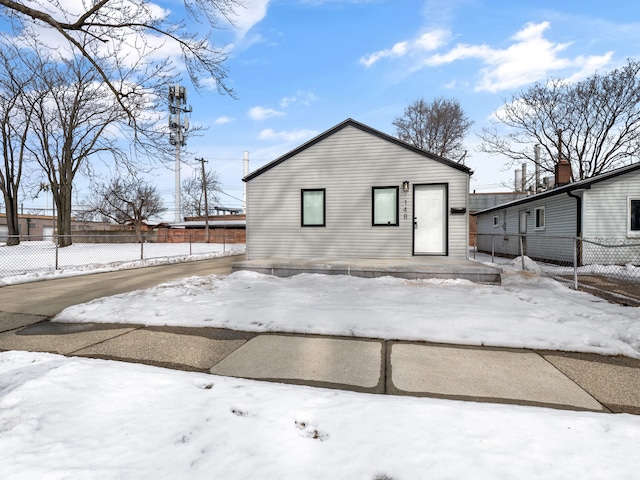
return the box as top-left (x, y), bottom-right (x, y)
top-left (0, 254), bottom-right (638, 415)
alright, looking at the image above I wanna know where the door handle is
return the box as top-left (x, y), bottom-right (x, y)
top-left (414, 221), bottom-right (418, 229)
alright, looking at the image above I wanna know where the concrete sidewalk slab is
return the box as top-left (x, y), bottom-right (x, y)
top-left (0, 322), bottom-right (137, 355)
top-left (390, 343), bottom-right (605, 411)
top-left (0, 312), bottom-right (48, 333)
top-left (75, 327), bottom-right (254, 372)
top-left (210, 335), bottom-right (383, 390)
top-left (543, 352), bottom-right (640, 415)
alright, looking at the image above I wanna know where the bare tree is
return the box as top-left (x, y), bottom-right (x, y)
top-left (0, 0), bottom-right (241, 121)
top-left (22, 41), bottom-right (151, 247)
top-left (86, 176), bottom-right (165, 241)
top-left (478, 59), bottom-right (640, 181)
top-left (182, 169), bottom-right (221, 217)
top-left (392, 97), bottom-right (474, 163)
top-left (0, 44), bottom-right (39, 245)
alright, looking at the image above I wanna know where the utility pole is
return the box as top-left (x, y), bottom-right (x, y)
top-left (168, 85), bottom-right (191, 223)
top-left (197, 157), bottom-right (210, 243)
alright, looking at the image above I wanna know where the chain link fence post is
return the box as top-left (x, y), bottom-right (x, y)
top-left (573, 237), bottom-right (579, 290)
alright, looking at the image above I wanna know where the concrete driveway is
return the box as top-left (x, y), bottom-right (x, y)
top-left (0, 254), bottom-right (243, 319)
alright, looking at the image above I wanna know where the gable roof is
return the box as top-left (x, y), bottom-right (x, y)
top-left (243, 118), bottom-right (472, 182)
top-left (473, 161), bottom-right (640, 216)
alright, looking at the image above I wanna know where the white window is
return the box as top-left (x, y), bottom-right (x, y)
top-left (629, 198), bottom-right (640, 235)
top-left (372, 186), bottom-right (398, 226)
top-left (534, 206), bottom-right (545, 230)
top-left (493, 215), bottom-right (499, 227)
top-left (301, 189), bottom-right (325, 227)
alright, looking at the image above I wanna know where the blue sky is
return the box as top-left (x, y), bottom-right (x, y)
top-left (172, 0), bottom-right (640, 214)
top-left (12, 0), bottom-right (640, 217)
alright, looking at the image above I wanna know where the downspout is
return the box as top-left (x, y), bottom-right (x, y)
top-left (566, 190), bottom-right (582, 237)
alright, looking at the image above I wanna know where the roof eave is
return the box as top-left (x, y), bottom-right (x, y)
top-left (473, 162), bottom-right (640, 216)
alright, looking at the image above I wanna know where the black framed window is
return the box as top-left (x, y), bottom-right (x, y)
top-left (630, 198), bottom-right (640, 232)
top-left (301, 189), bottom-right (325, 227)
top-left (372, 186), bottom-right (399, 226)
top-left (534, 206), bottom-right (545, 230)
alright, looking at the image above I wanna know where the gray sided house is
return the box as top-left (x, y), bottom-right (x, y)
top-left (243, 118), bottom-right (472, 260)
top-left (474, 162), bottom-right (640, 265)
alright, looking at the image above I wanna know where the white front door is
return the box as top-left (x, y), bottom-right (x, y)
top-left (414, 184), bottom-right (447, 255)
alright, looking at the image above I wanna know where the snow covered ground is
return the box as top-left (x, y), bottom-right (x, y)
top-left (0, 241), bottom-right (244, 285)
top-left (53, 255), bottom-right (640, 359)
top-left (2, 246), bottom-right (640, 478)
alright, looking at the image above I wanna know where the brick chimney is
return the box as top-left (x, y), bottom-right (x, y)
top-left (555, 157), bottom-right (572, 187)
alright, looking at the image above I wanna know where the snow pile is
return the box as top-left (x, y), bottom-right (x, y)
top-left (54, 267), bottom-right (640, 358)
top-left (512, 255), bottom-right (544, 273)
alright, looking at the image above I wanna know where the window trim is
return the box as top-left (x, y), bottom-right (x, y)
top-left (301, 188), bottom-right (326, 227)
top-left (628, 197), bottom-right (640, 236)
top-left (493, 215), bottom-right (499, 228)
top-left (534, 206), bottom-right (545, 230)
top-left (371, 186), bottom-right (399, 226)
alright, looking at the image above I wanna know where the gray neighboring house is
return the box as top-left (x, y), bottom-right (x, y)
top-left (243, 118), bottom-right (472, 260)
top-left (474, 162), bottom-right (640, 265)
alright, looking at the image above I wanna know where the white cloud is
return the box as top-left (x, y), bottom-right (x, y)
top-left (248, 106), bottom-right (285, 120)
top-left (279, 90), bottom-right (319, 108)
top-left (432, 22), bottom-right (578, 92)
top-left (360, 29), bottom-right (450, 67)
top-left (564, 52), bottom-right (615, 83)
top-left (370, 21), bottom-right (616, 93)
top-left (226, 0), bottom-right (271, 38)
top-left (214, 116), bottom-right (235, 124)
top-left (259, 128), bottom-right (318, 143)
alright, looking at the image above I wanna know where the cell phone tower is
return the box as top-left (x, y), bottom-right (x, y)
top-left (168, 85), bottom-right (192, 222)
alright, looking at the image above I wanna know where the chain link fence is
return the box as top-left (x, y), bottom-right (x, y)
top-left (0, 234), bottom-right (245, 278)
top-left (473, 233), bottom-right (640, 307)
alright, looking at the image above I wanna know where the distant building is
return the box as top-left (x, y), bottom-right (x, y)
top-left (0, 213), bottom-right (113, 241)
top-left (474, 162), bottom-right (640, 265)
top-left (469, 192), bottom-right (529, 246)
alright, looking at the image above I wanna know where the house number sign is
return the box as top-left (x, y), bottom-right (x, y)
top-left (403, 199), bottom-right (408, 220)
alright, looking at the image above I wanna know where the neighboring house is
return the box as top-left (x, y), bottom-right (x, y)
top-left (474, 162), bottom-right (640, 265)
top-left (243, 118), bottom-right (472, 260)
top-left (469, 192), bottom-right (528, 246)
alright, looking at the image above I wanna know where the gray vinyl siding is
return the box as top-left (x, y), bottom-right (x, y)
top-left (246, 125), bottom-right (469, 260)
top-left (582, 171), bottom-right (640, 239)
top-left (476, 193), bottom-right (578, 262)
top-left (581, 172), bottom-right (640, 264)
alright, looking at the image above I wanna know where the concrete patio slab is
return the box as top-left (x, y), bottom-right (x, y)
top-left (390, 343), bottom-right (605, 411)
top-left (75, 327), bottom-right (254, 372)
top-left (543, 352), bottom-right (640, 414)
top-left (232, 257), bottom-right (502, 284)
top-left (210, 335), bottom-right (383, 390)
top-left (0, 322), bottom-right (137, 355)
